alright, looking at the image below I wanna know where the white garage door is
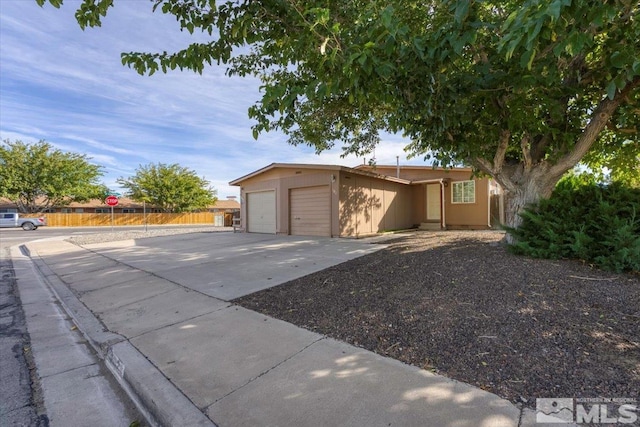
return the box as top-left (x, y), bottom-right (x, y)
top-left (247, 191), bottom-right (276, 234)
top-left (290, 186), bottom-right (331, 236)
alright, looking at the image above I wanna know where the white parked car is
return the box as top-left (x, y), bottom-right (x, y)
top-left (0, 213), bottom-right (47, 230)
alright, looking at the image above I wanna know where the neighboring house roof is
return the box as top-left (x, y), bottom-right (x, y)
top-left (211, 199), bottom-right (240, 210)
top-left (68, 197), bottom-right (144, 209)
top-left (0, 197), bottom-right (239, 211)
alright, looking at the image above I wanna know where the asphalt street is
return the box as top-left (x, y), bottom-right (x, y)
top-left (0, 247), bottom-right (46, 426)
top-left (0, 225), bottom-right (200, 426)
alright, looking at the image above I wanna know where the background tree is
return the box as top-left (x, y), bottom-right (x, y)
top-left (117, 163), bottom-right (216, 213)
top-left (582, 137), bottom-right (640, 187)
top-left (40, 0), bottom-right (640, 230)
top-left (0, 139), bottom-right (106, 213)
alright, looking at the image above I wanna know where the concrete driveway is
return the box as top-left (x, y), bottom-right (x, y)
top-left (19, 230), bottom-right (533, 426)
top-left (79, 232), bottom-right (387, 300)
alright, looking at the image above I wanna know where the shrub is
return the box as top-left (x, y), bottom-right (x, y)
top-left (508, 176), bottom-right (640, 273)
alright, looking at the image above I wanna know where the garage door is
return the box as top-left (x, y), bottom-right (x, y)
top-left (290, 186), bottom-right (331, 236)
top-left (247, 191), bottom-right (276, 233)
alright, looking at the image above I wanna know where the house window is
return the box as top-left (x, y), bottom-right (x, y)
top-left (75, 208), bottom-right (84, 213)
top-left (95, 208), bottom-right (110, 213)
top-left (122, 208), bottom-right (136, 213)
top-left (60, 208), bottom-right (72, 213)
top-left (452, 180), bottom-right (475, 204)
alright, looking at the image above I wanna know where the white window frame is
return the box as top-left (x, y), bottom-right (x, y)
top-left (95, 208), bottom-right (110, 213)
top-left (122, 208), bottom-right (136, 213)
top-left (452, 180), bottom-right (476, 204)
top-left (60, 208), bottom-right (72, 213)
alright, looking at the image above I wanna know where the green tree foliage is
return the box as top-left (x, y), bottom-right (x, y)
top-left (0, 139), bottom-right (106, 213)
top-left (38, 0), bottom-right (640, 228)
top-left (508, 175), bottom-right (640, 273)
top-left (117, 163), bottom-right (216, 213)
top-left (582, 138), bottom-right (640, 187)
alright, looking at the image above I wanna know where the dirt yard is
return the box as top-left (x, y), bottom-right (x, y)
top-left (235, 231), bottom-right (640, 407)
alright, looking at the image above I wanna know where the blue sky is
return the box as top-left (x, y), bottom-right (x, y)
top-left (0, 0), bottom-right (426, 199)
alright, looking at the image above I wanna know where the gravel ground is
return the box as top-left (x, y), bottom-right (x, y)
top-left (66, 226), bottom-right (232, 246)
top-left (235, 231), bottom-right (640, 408)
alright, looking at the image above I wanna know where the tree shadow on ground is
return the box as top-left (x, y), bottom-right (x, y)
top-left (235, 231), bottom-right (640, 407)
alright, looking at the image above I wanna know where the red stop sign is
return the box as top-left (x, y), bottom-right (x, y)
top-left (105, 195), bottom-right (119, 206)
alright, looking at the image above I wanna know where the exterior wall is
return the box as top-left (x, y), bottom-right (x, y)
top-left (444, 177), bottom-right (491, 229)
top-left (367, 166), bottom-right (485, 229)
top-left (411, 185), bottom-right (426, 224)
top-left (237, 168), bottom-right (340, 236)
top-left (339, 172), bottom-right (414, 237)
top-left (361, 167), bottom-right (490, 229)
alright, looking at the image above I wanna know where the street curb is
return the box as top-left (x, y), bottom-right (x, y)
top-left (14, 244), bottom-right (215, 427)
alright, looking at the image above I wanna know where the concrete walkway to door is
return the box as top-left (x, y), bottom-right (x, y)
top-left (14, 231), bottom-right (547, 427)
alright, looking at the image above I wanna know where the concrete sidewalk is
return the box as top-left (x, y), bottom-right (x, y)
top-left (15, 233), bottom-right (552, 427)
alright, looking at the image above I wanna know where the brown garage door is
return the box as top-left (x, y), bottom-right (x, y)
top-left (290, 186), bottom-right (331, 236)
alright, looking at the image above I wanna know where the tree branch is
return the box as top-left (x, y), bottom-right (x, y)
top-left (549, 76), bottom-right (640, 178)
top-left (520, 133), bottom-right (532, 171)
top-left (530, 134), bottom-right (550, 163)
top-left (472, 157), bottom-right (517, 193)
top-left (493, 129), bottom-right (510, 173)
top-left (472, 157), bottom-right (494, 175)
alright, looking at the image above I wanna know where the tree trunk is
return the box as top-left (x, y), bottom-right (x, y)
top-left (502, 173), bottom-right (557, 244)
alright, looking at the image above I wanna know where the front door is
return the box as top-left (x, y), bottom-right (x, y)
top-left (426, 184), bottom-right (441, 221)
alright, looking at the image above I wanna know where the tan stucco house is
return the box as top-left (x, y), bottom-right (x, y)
top-left (229, 163), bottom-right (504, 237)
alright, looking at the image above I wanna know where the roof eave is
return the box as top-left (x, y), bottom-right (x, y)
top-left (230, 163), bottom-right (345, 186)
top-left (229, 163), bottom-right (415, 186)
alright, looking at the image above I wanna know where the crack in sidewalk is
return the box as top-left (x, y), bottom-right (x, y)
top-left (63, 246), bottom-right (229, 301)
top-left (124, 304), bottom-right (231, 341)
top-left (205, 335), bottom-right (327, 410)
top-left (39, 361), bottom-right (98, 380)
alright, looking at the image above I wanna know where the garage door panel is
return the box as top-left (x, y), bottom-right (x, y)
top-left (247, 191), bottom-right (276, 234)
top-left (290, 186), bottom-right (330, 237)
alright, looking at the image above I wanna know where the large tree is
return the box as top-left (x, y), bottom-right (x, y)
top-left (117, 163), bottom-right (216, 213)
top-left (0, 139), bottom-right (106, 213)
top-left (39, 0), bottom-right (639, 229)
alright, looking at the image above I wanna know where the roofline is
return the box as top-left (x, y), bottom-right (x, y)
top-left (229, 163), bottom-right (411, 186)
top-left (229, 163), bottom-right (338, 185)
top-left (411, 178), bottom-right (448, 184)
top-left (342, 167), bottom-right (410, 184)
top-left (354, 164), bottom-right (474, 172)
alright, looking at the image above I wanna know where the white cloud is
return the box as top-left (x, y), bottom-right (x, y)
top-left (0, 0), bottom-right (428, 199)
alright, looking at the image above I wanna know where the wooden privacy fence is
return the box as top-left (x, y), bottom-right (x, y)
top-left (45, 212), bottom-right (233, 227)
